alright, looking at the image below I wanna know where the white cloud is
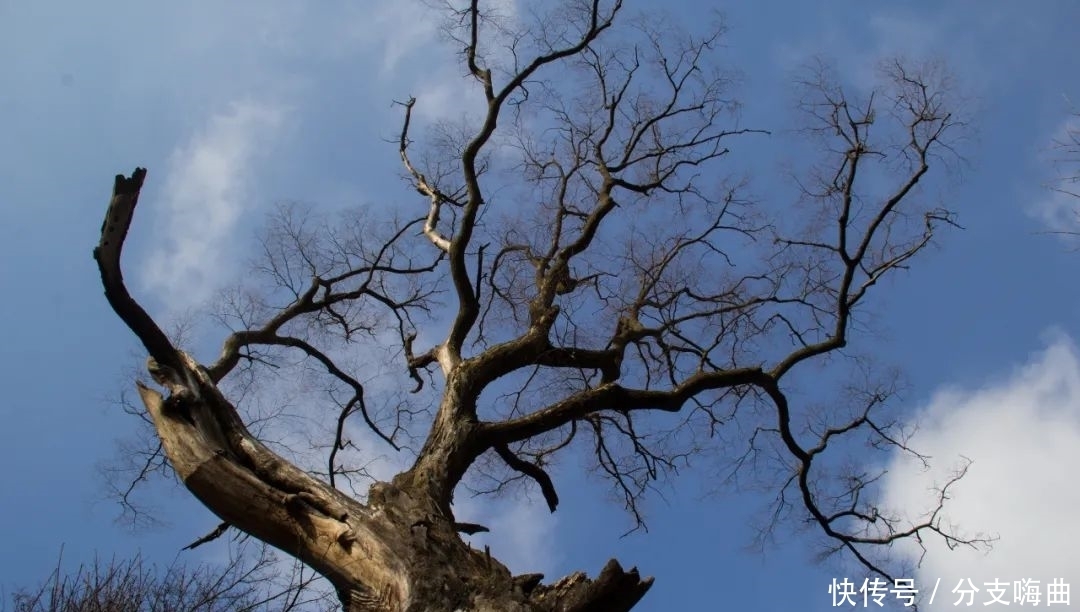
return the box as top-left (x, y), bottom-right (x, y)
top-left (876, 332), bottom-right (1080, 610)
top-left (140, 100), bottom-right (285, 310)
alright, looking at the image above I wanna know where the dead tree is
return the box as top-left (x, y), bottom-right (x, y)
top-left (92, 2), bottom-right (988, 610)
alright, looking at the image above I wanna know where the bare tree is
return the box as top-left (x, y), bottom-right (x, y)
top-left (8, 542), bottom-right (334, 612)
top-left (91, 2), bottom-right (988, 610)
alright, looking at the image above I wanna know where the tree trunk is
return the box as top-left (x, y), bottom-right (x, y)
top-left (131, 353), bottom-right (649, 612)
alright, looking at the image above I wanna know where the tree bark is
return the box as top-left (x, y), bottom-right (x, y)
top-left (94, 169), bottom-right (653, 612)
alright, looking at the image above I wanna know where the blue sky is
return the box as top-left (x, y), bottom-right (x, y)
top-left (2, 1), bottom-right (1080, 611)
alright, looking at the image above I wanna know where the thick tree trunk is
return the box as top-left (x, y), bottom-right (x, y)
top-left (134, 353), bottom-right (650, 612)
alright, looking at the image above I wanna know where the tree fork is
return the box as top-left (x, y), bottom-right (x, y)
top-left (94, 168), bottom-right (653, 612)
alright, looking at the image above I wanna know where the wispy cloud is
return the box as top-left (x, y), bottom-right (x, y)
top-left (1030, 114), bottom-right (1080, 239)
top-left (365, 0), bottom-right (523, 126)
top-left (876, 332), bottom-right (1080, 609)
top-left (139, 100), bottom-right (285, 310)
top-left (771, 5), bottom-right (1028, 98)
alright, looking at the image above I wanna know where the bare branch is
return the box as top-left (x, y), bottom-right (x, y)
top-left (182, 522), bottom-right (231, 551)
top-left (494, 443), bottom-right (559, 512)
top-left (94, 168), bottom-right (182, 374)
